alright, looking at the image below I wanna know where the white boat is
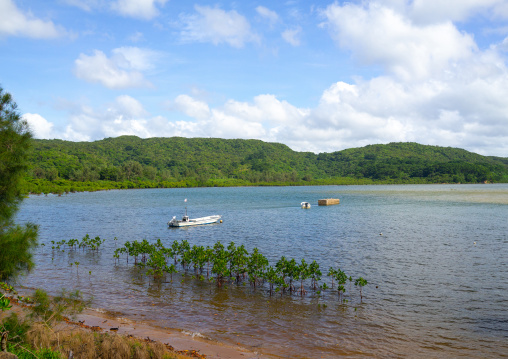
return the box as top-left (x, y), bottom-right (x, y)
top-left (301, 202), bottom-right (311, 209)
top-left (168, 215), bottom-right (222, 227)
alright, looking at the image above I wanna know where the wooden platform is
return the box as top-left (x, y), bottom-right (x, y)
top-left (318, 198), bottom-right (340, 206)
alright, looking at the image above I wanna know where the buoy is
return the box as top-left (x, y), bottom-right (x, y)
top-left (379, 233), bottom-right (383, 236)
top-left (220, 220), bottom-right (223, 223)
top-left (474, 242), bottom-right (476, 245)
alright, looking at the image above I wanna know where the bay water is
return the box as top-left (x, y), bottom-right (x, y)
top-left (14, 184), bottom-right (508, 358)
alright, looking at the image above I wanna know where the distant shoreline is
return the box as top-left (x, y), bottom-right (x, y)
top-left (23, 177), bottom-right (504, 196)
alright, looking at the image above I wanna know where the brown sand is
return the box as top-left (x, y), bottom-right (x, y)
top-left (74, 308), bottom-right (267, 359)
top-left (1, 300), bottom-right (269, 359)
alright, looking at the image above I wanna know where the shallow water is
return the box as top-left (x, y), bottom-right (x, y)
top-left (14, 184), bottom-right (508, 358)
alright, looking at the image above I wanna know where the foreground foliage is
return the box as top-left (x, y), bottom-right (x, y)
top-left (0, 285), bottom-right (190, 359)
top-left (0, 86), bottom-right (38, 280)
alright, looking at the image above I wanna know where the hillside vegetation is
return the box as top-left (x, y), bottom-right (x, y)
top-left (24, 136), bottom-right (508, 193)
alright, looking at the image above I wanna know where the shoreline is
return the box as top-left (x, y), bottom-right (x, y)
top-left (1, 298), bottom-right (269, 359)
top-left (73, 307), bottom-right (268, 359)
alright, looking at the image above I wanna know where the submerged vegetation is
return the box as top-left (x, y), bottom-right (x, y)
top-left (114, 237), bottom-right (369, 302)
top-left (22, 136), bottom-right (508, 194)
top-left (46, 235), bottom-right (369, 303)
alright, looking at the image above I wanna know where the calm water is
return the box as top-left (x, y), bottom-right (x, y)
top-left (14, 184), bottom-right (508, 358)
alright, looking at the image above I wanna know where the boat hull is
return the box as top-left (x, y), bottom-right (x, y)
top-left (168, 215), bottom-right (222, 227)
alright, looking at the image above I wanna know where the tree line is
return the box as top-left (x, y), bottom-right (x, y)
top-left (24, 136), bottom-right (508, 193)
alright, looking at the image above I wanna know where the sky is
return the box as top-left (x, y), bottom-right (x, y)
top-left (1, 0), bottom-right (508, 156)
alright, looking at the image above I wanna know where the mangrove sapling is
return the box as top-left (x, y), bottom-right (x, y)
top-left (355, 277), bottom-right (368, 302)
top-left (275, 275), bottom-right (288, 298)
top-left (319, 283), bottom-right (329, 299)
top-left (204, 246), bottom-right (213, 278)
top-left (171, 240), bottom-right (180, 265)
top-left (79, 234), bottom-right (90, 251)
top-left (181, 248), bottom-right (193, 271)
top-left (212, 241), bottom-right (230, 287)
top-left (178, 240), bottom-right (190, 267)
top-left (189, 245), bottom-right (199, 273)
top-left (93, 236), bottom-right (105, 253)
top-left (113, 249), bottom-right (121, 265)
top-left (166, 264), bottom-right (177, 282)
top-left (263, 267), bottom-right (276, 296)
top-left (287, 258), bottom-right (298, 293)
top-left (155, 238), bottom-right (165, 251)
top-left (328, 267), bottom-right (337, 289)
top-left (195, 245), bottom-right (208, 274)
top-left (309, 260), bottom-right (321, 290)
top-left (332, 269), bottom-right (348, 302)
top-left (230, 244), bottom-right (249, 284)
top-left (247, 248), bottom-right (269, 288)
top-left (139, 239), bottom-right (153, 263)
top-left (226, 241), bottom-right (236, 280)
top-left (295, 259), bottom-right (309, 296)
top-left (276, 257), bottom-right (295, 293)
top-left (67, 239), bottom-right (79, 251)
top-left (74, 261), bottom-right (80, 275)
top-left (146, 249), bottom-right (167, 281)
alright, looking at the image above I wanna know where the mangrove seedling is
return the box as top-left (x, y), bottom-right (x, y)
top-left (309, 260), bottom-right (321, 290)
top-left (295, 258), bottom-right (309, 296)
top-left (355, 277), bottom-right (368, 302)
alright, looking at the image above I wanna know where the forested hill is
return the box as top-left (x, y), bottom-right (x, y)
top-left (25, 136), bottom-right (508, 192)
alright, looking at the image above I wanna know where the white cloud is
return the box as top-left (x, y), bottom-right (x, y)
top-left (492, 1), bottom-right (508, 19)
top-left (282, 26), bottom-right (302, 46)
top-left (111, 0), bottom-right (168, 20)
top-left (74, 47), bottom-right (156, 89)
top-left (174, 95), bottom-right (210, 121)
top-left (256, 6), bottom-right (279, 26)
top-left (179, 5), bottom-right (258, 48)
top-left (0, 0), bottom-right (64, 38)
top-left (114, 95), bottom-right (148, 118)
top-left (55, 96), bottom-right (153, 141)
top-left (40, 59), bottom-right (508, 156)
top-left (322, 2), bottom-right (478, 82)
top-left (23, 113), bottom-right (55, 139)
top-left (410, 0), bottom-right (507, 23)
top-left (111, 46), bottom-right (157, 71)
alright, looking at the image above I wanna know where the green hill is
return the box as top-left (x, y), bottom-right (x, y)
top-left (316, 142), bottom-right (508, 182)
top-left (24, 136), bottom-right (508, 193)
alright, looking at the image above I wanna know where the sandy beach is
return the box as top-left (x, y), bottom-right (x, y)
top-left (0, 299), bottom-right (269, 359)
top-left (73, 308), bottom-right (268, 359)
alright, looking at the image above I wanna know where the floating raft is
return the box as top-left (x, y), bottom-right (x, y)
top-left (318, 198), bottom-right (340, 206)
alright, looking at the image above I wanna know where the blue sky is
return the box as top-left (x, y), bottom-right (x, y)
top-left (1, 0), bottom-right (508, 156)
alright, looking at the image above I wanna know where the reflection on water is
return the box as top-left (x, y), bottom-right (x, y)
top-left (14, 184), bottom-right (508, 358)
